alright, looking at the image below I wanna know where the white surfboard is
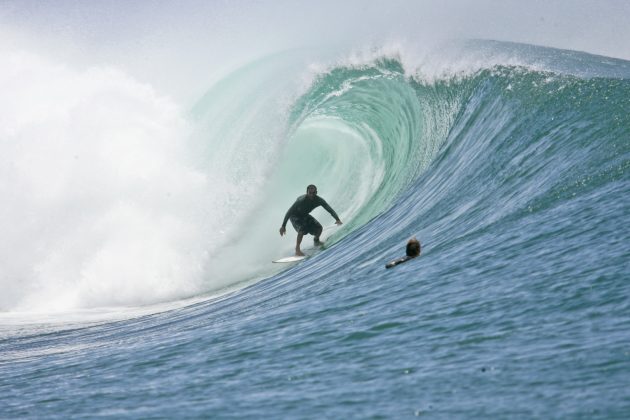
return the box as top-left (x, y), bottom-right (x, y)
top-left (272, 255), bottom-right (307, 263)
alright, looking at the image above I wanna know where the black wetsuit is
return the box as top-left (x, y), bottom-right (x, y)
top-left (282, 195), bottom-right (340, 235)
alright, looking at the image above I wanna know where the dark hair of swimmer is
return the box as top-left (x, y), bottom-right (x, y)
top-left (406, 238), bottom-right (421, 257)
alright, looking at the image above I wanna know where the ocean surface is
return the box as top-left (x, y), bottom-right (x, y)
top-left (1, 16), bottom-right (630, 419)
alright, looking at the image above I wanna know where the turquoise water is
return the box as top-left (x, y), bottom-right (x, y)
top-left (1, 40), bottom-right (630, 418)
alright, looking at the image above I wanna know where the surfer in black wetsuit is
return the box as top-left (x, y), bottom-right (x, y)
top-left (279, 184), bottom-right (343, 256)
top-left (385, 237), bottom-right (421, 268)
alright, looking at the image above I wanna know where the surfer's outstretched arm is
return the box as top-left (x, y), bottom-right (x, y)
top-left (318, 197), bottom-right (342, 225)
top-left (280, 201), bottom-right (298, 236)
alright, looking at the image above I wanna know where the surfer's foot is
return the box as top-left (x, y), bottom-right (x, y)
top-left (314, 239), bottom-right (324, 247)
top-left (295, 250), bottom-right (305, 256)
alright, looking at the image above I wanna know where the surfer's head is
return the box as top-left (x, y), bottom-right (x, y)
top-left (406, 237), bottom-right (421, 257)
top-left (306, 184), bottom-right (317, 198)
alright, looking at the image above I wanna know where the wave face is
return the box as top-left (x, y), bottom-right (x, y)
top-left (1, 40), bottom-right (630, 418)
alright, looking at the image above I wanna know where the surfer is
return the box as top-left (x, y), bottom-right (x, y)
top-left (385, 237), bottom-right (421, 269)
top-left (279, 184), bottom-right (343, 256)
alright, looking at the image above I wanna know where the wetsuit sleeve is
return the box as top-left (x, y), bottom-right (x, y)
top-left (282, 201), bottom-right (298, 228)
top-left (385, 256), bottom-right (411, 269)
top-left (318, 197), bottom-right (340, 221)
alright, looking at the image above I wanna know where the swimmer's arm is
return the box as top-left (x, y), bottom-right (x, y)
top-left (385, 256), bottom-right (412, 269)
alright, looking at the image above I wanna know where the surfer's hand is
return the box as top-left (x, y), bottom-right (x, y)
top-left (335, 220), bottom-right (343, 225)
top-left (279, 226), bottom-right (286, 236)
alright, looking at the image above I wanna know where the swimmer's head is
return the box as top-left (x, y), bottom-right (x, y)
top-left (406, 237), bottom-right (421, 257)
